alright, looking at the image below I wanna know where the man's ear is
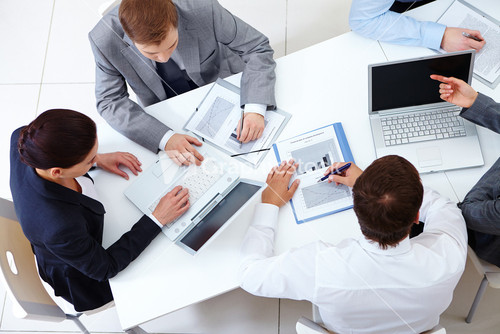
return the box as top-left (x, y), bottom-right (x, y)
top-left (414, 211), bottom-right (420, 224)
top-left (50, 168), bottom-right (63, 179)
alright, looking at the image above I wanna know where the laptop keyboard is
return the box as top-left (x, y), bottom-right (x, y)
top-left (381, 107), bottom-right (466, 146)
top-left (148, 159), bottom-right (224, 218)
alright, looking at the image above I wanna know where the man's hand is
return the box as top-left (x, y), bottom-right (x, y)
top-left (165, 133), bottom-right (204, 166)
top-left (441, 27), bottom-right (485, 52)
top-left (237, 113), bottom-right (265, 143)
top-left (262, 159), bottom-right (300, 207)
top-left (95, 152), bottom-right (142, 180)
top-left (324, 162), bottom-right (363, 188)
top-left (152, 185), bottom-right (190, 226)
top-left (430, 74), bottom-right (478, 108)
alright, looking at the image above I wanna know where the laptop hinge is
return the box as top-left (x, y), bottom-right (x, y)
top-left (377, 104), bottom-right (460, 117)
top-left (191, 193), bottom-right (223, 225)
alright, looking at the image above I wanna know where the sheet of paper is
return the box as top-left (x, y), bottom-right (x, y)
top-left (185, 80), bottom-right (288, 167)
top-left (274, 125), bottom-right (353, 223)
top-left (437, 0), bottom-right (500, 84)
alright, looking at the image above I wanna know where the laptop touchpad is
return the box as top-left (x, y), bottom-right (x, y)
top-left (416, 147), bottom-right (442, 167)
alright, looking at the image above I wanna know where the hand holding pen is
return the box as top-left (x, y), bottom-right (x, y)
top-left (236, 112), bottom-right (266, 144)
top-left (462, 31), bottom-right (483, 42)
top-left (319, 162), bottom-right (363, 188)
top-left (441, 27), bottom-right (485, 52)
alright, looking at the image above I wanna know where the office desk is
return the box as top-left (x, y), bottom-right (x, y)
top-left (93, 1), bottom-right (499, 329)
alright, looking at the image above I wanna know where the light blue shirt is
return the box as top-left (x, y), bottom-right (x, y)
top-left (349, 0), bottom-right (446, 50)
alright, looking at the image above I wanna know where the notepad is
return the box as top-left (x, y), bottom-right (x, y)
top-left (273, 123), bottom-right (355, 224)
top-left (184, 78), bottom-right (291, 167)
top-left (436, 0), bottom-right (500, 88)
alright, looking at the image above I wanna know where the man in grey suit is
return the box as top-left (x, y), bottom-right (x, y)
top-left (89, 0), bottom-right (276, 165)
top-left (431, 74), bottom-right (500, 267)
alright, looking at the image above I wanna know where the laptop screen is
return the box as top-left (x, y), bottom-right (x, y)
top-left (179, 181), bottom-right (262, 253)
top-left (370, 51), bottom-right (474, 112)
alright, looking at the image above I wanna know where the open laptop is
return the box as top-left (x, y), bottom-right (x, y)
top-left (124, 146), bottom-right (264, 254)
top-left (368, 50), bottom-right (484, 173)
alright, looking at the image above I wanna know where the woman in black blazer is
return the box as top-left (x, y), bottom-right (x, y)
top-left (10, 109), bottom-right (190, 312)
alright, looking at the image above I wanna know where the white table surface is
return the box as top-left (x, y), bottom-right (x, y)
top-left (92, 0), bottom-right (500, 329)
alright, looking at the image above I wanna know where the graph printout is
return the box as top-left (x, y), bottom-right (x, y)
top-left (273, 123), bottom-right (354, 224)
top-left (185, 79), bottom-right (291, 167)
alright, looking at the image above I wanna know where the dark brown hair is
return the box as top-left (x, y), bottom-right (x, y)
top-left (18, 109), bottom-right (97, 169)
top-left (119, 0), bottom-right (178, 45)
top-left (352, 155), bottom-right (423, 249)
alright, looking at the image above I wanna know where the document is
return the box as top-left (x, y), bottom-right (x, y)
top-left (436, 0), bottom-right (500, 88)
top-left (184, 79), bottom-right (291, 167)
top-left (273, 123), bottom-right (354, 224)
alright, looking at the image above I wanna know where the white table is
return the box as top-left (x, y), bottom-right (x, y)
top-left (92, 0), bottom-right (500, 329)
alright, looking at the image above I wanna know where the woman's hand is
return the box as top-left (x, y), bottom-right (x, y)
top-left (152, 186), bottom-right (190, 226)
top-left (95, 152), bottom-right (142, 180)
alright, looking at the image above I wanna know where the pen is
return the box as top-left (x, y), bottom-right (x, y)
top-left (230, 148), bottom-right (270, 157)
top-left (462, 31), bottom-right (483, 42)
top-left (238, 109), bottom-right (244, 148)
top-left (317, 163), bottom-right (351, 183)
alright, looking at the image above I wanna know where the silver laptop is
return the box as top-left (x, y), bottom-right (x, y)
top-left (368, 50), bottom-right (484, 173)
top-left (124, 146), bottom-right (264, 254)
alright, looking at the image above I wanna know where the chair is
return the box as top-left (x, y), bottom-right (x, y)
top-left (296, 305), bottom-right (446, 334)
top-left (0, 197), bottom-right (90, 332)
top-left (0, 197), bottom-right (147, 334)
top-left (465, 245), bottom-right (500, 323)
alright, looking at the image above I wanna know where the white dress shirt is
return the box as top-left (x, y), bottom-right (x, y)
top-left (239, 187), bottom-right (467, 334)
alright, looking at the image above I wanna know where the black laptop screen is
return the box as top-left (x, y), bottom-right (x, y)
top-left (370, 52), bottom-right (473, 112)
top-left (179, 181), bottom-right (261, 252)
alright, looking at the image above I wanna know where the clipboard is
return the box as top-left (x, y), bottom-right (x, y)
top-left (184, 78), bottom-right (291, 168)
top-left (436, 0), bottom-right (500, 88)
top-left (273, 123), bottom-right (355, 224)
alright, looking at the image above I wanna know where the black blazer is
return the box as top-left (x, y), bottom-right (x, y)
top-left (9, 127), bottom-right (161, 312)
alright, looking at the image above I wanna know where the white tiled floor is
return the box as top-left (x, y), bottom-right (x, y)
top-left (1, 0), bottom-right (500, 333)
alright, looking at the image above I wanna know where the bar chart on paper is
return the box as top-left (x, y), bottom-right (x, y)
top-left (273, 123), bottom-right (355, 223)
top-left (290, 140), bottom-right (340, 175)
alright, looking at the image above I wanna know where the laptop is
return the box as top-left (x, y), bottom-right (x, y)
top-left (124, 146), bottom-right (264, 254)
top-left (368, 50), bottom-right (484, 173)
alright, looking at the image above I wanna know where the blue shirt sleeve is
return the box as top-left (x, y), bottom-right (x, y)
top-left (349, 0), bottom-right (446, 50)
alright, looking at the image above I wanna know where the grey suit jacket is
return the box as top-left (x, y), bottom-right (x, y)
top-left (89, 0), bottom-right (276, 152)
top-left (458, 93), bottom-right (500, 266)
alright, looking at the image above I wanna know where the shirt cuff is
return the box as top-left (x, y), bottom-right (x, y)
top-left (159, 130), bottom-right (175, 151)
top-left (252, 203), bottom-right (280, 229)
top-left (421, 21), bottom-right (447, 50)
top-left (244, 103), bottom-right (267, 117)
top-left (147, 213), bottom-right (164, 229)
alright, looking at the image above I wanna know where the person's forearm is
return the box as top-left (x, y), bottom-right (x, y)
top-left (460, 93), bottom-right (500, 134)
top-left (349, 0), bottom-right (445, 50)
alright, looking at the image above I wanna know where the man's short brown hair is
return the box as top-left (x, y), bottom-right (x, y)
top-left (119, 0), bottom-right (178, 45)
top-left (352, 155), bottom-right (423, 249)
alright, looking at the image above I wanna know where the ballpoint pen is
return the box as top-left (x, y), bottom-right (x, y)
top-left (238, 109), bottom-right (244, 148)
top-left (317, 163), bottom-right (352, 183)
top-left (230, 148), bottom-right (271, 157)
top-left (462, 31), bottom-right (483, 42)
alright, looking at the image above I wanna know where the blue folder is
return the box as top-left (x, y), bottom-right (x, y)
top-left (272, 123), bottom-right (355, 224)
